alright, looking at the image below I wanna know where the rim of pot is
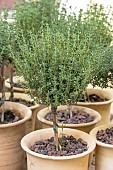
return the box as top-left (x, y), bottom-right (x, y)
top-left (90, 123), bottom-right (113, 148)
top-left (77, 88), bottom-right (113, 106)
top-left (0, 101), bottom-right (32, 128)
top-left (21, 128), bottom-right (96, 160)
top-left (37, 105), bottom-right (101, 128)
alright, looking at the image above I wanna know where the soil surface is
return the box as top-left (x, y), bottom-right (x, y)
top-left (31, 135), bottom-right (88, 156)
top-left (45, 109), bottom-right (94, 124)
top-left (0, 97), bottom-right (35, 107)
top-left (79, 94), bottom-right (108, 102)
top-left (0, 109), bottom-right (22, 124)
top-left (96, 127), bottom-right (113, 144)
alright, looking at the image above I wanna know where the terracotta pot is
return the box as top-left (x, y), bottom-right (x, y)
top-left (21, 128), bottom-right (96, 170)
top-left (90, 124), bottom-right (113, 170)
top-left (76, 88), bottom-right (113, 126)
top-left (0, 101), bottom-right (31, 170)
top-left (0, 92), bottom-right (44, 133)
top-left (5, 76), bottom-right (27, 93)
top-left (37, 105), bottom-right (101, 133)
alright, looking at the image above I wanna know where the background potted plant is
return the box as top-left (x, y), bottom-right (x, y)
top-left (0, 14), bottom-right (43, 133)
top-left (0, 17), bottom-right (32, 170)
top-left (74, 3), bottom-right (113, 125)
top-left (5, 0), bottom-right (56, 93)
top-left (0, 101), bottom-right (31, 170)
top-left (90, 123), bottom-right (113, 170)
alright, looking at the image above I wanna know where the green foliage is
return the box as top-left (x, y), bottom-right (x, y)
top-left (90, 46), bottom-right (113, 88)
top-left (0, 17), bottom-right (14, 66)
top-left (11, 1), bottom-right (113, 149)
top-left (13, 3), bottom-right (113, 107)
top-left (13, 0), bottom-right (56, 37)
top-left (13, 2), bottom-right (113, 104)
top-left (83, 3), bottom-right (113, 47)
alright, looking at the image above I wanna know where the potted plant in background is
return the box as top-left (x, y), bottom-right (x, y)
top-left (0, 101), bottom-right (31, 170)
top-left (0, 17), bottom-right (32, 170)
top-left (90, 123), bottom-right (113, 170)
top-left (0, 15), bottom-right (43, 133)
top-left (0, 12), bottom-right (14, 92)
top-left (5, 0), bottom-right (56, 93)
top-left (2, 0), bottom-right (58, 131)
top-left (75, 3), bottom-right (113, 125)
top-left (12, 1), bottom-right (113, 168)
top-left (0, 21), bottom-right (32, 168)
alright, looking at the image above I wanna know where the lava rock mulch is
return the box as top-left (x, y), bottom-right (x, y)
top-left (31, 135), bottom-right (88, 156)
top-left (0, 110), bottom-right (22, 124)
top-left (45, 109), bottom-right (94, 124)
top-left (79, 94), bottom-right (108, 102)
top-left (96, 127), bottom-right (113, 144)
top-left (0, 98), bottom-right (35, 107)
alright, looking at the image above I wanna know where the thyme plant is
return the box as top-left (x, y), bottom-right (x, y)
top-left (13, 0), bottom-right (56, 38)
top-left (12, 1), bottom-right (113, 150)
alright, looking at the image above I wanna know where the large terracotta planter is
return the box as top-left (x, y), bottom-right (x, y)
top-left (90, 124), bottom-right (113, 170)
top-left (0, 101), bottom-right (31, 170)
top-left (37, 105), bottom-right (101, 133)
top-left (77, 88), bottom-right (113, 126)
top-left (5, 76), bottom-right (27, 93)
top-left (21, 128), bottom-right (96, 170)
top-left (0, 92), bottom-right (44, 133)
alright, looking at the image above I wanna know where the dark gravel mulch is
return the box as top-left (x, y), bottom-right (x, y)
top-left (0, 98), bottom-right (35, 107)
top-left (45, 109), bottom-right (94, 124)
top-left (31, 135), bottom-right (88, 156)
top-left (96, 127), bottom-right (113, 144)
top-left (0, 110), bottom-right (22, 124)
top-left (79, 94), bottom-right (108, 102)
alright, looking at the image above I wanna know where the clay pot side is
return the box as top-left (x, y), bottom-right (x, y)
top-left (0, 101), bottom-right (32, 170)
top-left (90, 124), bottom-right (113, 170)
top-left (37, 105), bottom-right (101, 133)
top-left (0, 92), bottom-right (42, 133)
top-left (77, 88), bottom-right (113, 126)
top-left (21, 128), bottom-right (96, 170)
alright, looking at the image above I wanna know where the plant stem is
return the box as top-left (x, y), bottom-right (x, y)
top-left (68, 104), bottom-right (73, 119)
top-left (1, 77), bottom-right (5, 122)
top-left (52, 106), bottom-right (59, 151)
top-left (0, 62), bottom-right (5, 122)
top-left (9, 65), bottom-right (14, 101)
top-left (85, 88), bottom-right (89, 102)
